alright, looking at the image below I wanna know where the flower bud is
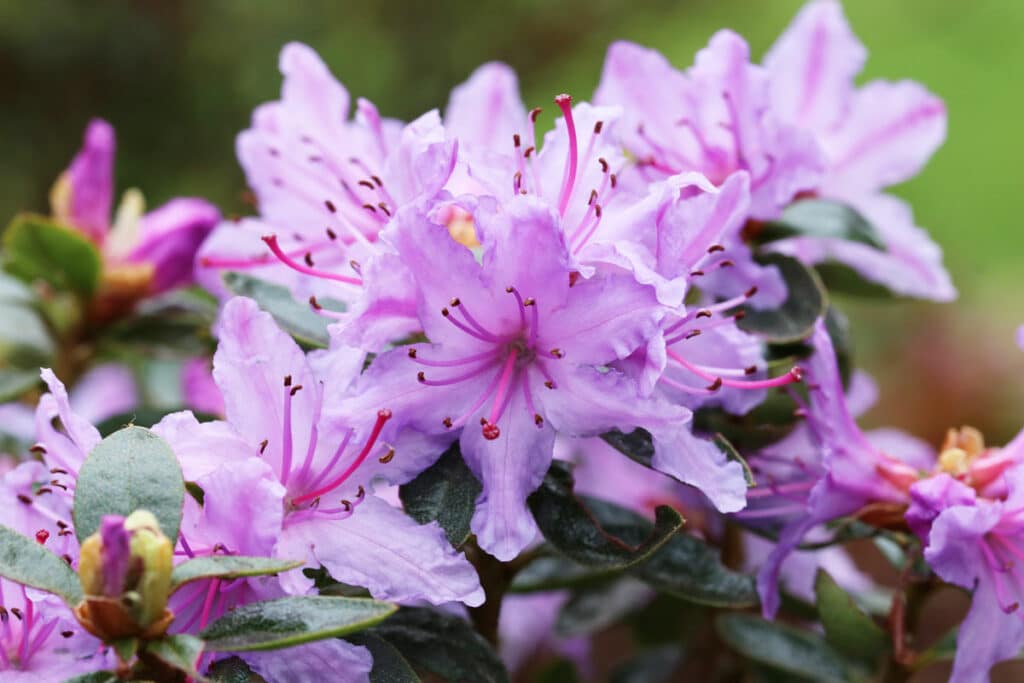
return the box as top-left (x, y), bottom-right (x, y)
top-left (75, 510), bottom-right (174, 640)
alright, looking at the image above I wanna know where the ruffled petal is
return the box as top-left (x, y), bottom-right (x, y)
top-left (948, 582), bottom-right (1024, 683)
top-left (127, 198), bottom-right (220, 293)
top-left (152, 412), bottom-right (256, 482)
top-left (446, 62), bottom-right (527, 151)
top-left (242, 638), bottom-right (373, 683)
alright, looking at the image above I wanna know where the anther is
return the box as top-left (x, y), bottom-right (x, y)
top-left (377, 202), bottom-right (391, 216)
top-left (10, 608), bottom-right (22, 621)
top-left (362, 204), bottom-right (377, 213)
top-left (326, 228), bottom-right (337, 240)
top-left (259, 439), bottom-right (269, 455)
top-left (690, 269), bottom-right (704, 277)
top-left (523, 297), bottom-right (535, 306)
top-left (284, 375), bottom-right (293, 387)
top-left (550, 348), bottom-right (564, 358)
top-left (50, 467), bottom-right (67, 475)
top-left (544, 381), bottom-right (555, 390)
top-left (290, 385), bottom-right (303, 396)
top-left (733, 310), bottom-right (747, 321)
top-left (442, 417), bottom-right (453, 428)
top-left (450, 297), bottom-right (461, 307)
top-left (594, 205), bottom-right (602, 217)
top-left (744, 365), bottom-right (758, 376)
top-left (534, 414), bottom-right (544, 426)
top-left (358, 180), bottom-right (375, 190)
top-left (610, 173), bottom-right (618, 188)
top-left (30, 445), bottom-right (46, 455)
top-left (588, 189), bottom-right (598, 205)
top-left (36, 487), bottom-right (52, 495)
top-left (417, 372), bottom-right (426, 383)
top-left (685, 330), bottom-right (702, 340)
top-left (524, 146), bottom-right (535, 158)
top-left (513, 134), bottom-right (521, 148)
top-left (18, 494), bottom-right (32, 505)
top-left (408, 348), bottom-right (418, 358)
top-left (696, 309), bottom-right (712, 319)
top-left (309, 296), bottom-right (322, 310)
top-left (706, 377), bottom-right (724, 392)
top-left (789, 367), bottom-right (805, 382)
top-left (593, 120), bottom-right (604, 134)
top-left (441, 307), bottom-right (450, 317)
top-left (356, 485), bottom-right (366, 499)
top-left (379, 449), bottom-right (395, 464)
top-left (36, 529), bottom-right (49, 544)
top-left (529, 107), bottom-right (542, 123)
top-left (599, 158), bottom-right (609, 173)
top-left (482, 422), bottom-right (501, 440)
top-left (744, 286), bottom-right (758, 298)
top-left (61, 630), bottom-right (74, 638)
top-left (325, 200), bottom-right (337, 213)
top-left (371, 175), bottom-right (384, 187)
top-left (708, 244), bottom-right (725, 253)
top-left (0, 607), bottom-right (7, 622)
top-left (341, 500), bottom-right (352, 512)
top-left (304, 252), bottom-right (314, 267)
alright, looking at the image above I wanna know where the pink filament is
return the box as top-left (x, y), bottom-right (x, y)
top-left (292, 410), bottom-right (392, 505)
top-left (262, 235), bottom-right (363, 286)
top-left (555, 94), bottom-right (578, 216)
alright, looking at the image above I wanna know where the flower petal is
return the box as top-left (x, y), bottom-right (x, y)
top-left (152, 412), bottom-right (256, 482)
top-left (69, 363), bottom-right (138, 426)
top-left (127, 198), bottom-right (220, 294)
top-left (60, 118), bottom-right (115, 241)
top-left (948, 581), bottom-right (1024, 683)
top-left (446, 62), bottom-right (526, 151)
top-left (242, 638), bottom-right (373, 683)
top-left (279, 495), bottom-right (484, 606)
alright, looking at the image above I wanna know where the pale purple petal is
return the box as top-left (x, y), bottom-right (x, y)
top-left (212, 297), bottom-right (320, 479)
top-left (62, 118), bottom-right (115, 241)
top-left (69, 363), bottom-right (138, 425)
top-left (278, 495), bottom-right (484, 606)
top-left (382, 110), bottom-right (457, 206)
top-left (948, 582), bottom-right (1024, 683)
top-left (845, 370), bottom-right (878, 418)
top-left (152, 412), bottom-right (258, 482)
top-left (127, 198), bottom-right (221, 294)
top-left (330, 251), bottom-right (420, 352)
top-left (564, 435), bottom-right (677, 516)
top-left (763, 0), bottom-right (866, 132)
top-left (866, 428), bottom-right (936, 472)
top-left (445, 62), bottom-right (526, 151)
top-left (0, 402), bottom-right (35, 442)
top-left (242, 638), bottom-right (372, 683)
top-left (188, 459), bottom-right (284, 557)
top-left (651, 425), bottom-right (749, 514)
top-left (181, 357), bottom-right (225, 416)
top-left (905, 473), bottom-right (976, 541)
top-left (278, 42), bottom-right (351, 144)
top-left (36, 369), bottom-right (102, 476)
top-left (821, 80), bottom-right (946, 197)
top-left (460, 389), bottom-right (555, 561)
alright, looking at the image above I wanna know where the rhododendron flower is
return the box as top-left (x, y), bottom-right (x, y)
top-left (333, 199), bottom-right (764, 560)
top-left (52, 119), bottom-right (220, 297)
top-left (154, 296), bottom-right (484, 605)
top-left (198, 42), bottom-right (457, 350)
top-left (760, 0), bottom-right (954, 301)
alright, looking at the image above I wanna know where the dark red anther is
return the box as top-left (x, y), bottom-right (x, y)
top-left (324, 200), bottom-right (337, 213)
top-left (35, 529), bottom-right (49, 544)
top-left (284, 375), bottom-right (293, 387)
top-left (513, 134), bottom-right (521, 148)
top-left (304, 252), bottom-right (315, 267)
top-left (290, 384), bottom-right (303, 396)
top-left (309, 295), bottom-right (323, 310)
top-left (593, 120), bottom-right (604, 134)
top-left (529, 107), bottom-right (542, 123)
top-left (706, 377), bottom-right (724, 392)
top-left (598, 158), bottom-right (609, 173)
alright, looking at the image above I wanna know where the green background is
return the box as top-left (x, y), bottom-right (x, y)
top-left (2, 0), bottom-right (1022, 443)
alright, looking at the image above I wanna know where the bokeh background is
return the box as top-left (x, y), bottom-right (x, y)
top-left (2, 1), bottom-right (1022, 680)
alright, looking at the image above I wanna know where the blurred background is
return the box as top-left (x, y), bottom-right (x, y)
top-left (1, 1), bottom-right (1022, 443)
top-left (2, 2), bottom-right (1023, 680)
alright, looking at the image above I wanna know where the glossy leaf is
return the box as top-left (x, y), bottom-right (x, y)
top-left (145, 634), bottom-right (206, 678)
top-left (347, 633), bottom-right (422, 683)
top-left (755, 199), bottom-right (884, 249)
top-left (610, 646), bottom-right (682, 683)
top-left (716, 614), bottom-right (856, 682)
top-left (738, 254), bottom-right (827, 343)
top-left (223, 272), bottom-right (346, 349)
top-left (170, 556), bottom-right (304, 591)
top-left (815, 262), bottom-right (897, 299)
top-left (3, 213), bottom-right (102, 298)
top-left (509, 554), bottom-right (615, 593)
top-left (0, 524), bottom-right (83, 606)
top-left (399, 442), bottom-right (481, 546)
top-left (366, 607), bottom-right (509, 683)
top-left (73, 426), bottom-right (185, 543)
top-left (815, 570), bottom-right (888, 663)
top-left (207, 657), bottom-right (268, 683)
top-left (556, 577), bottom-right (652, 637)
top-left (527, 463), bottom-right (684, 570)
top-left (200, 596), bottom-right (397, 652)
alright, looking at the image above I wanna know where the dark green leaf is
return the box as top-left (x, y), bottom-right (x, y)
top-left (399, 442), bottom-right (481, 546)
top-left (754, 199), bottom-right (885, 249)
top-left (556, 577), bottom-right (652, 637)
top-left (610, 646), bottom-right (682, 683)
top-left (738, 254), bottom-right (827, 343)
top-left (694, 393), bottom-right (800, 452)
top-left (207, 657), bottom-right (267, 683)
top-left (815, 262), bottom-right (897, 299)
top-left (0, 524), bottom-right (83, 606)
top-left (0, 367), bottom-right (40, 402)
top-left (509, 554), bottom-right (615, 593)
top-left (61, 673), bottom-right (120, 683)
top-left (527, 463), bottom-right (684, 570)
top-left (716, 614), bottom-right (856, 683)
top-left (171, 556), bottom-right (304, 591)
top-left (815, 569), bottom-right (888, 663)
top-left (0, 273), bottom-right (55, 367)
top-left (535, 659), bottom-right (582, 683)
top-left (630, 529), bottom-right (757, 608)
top-left (223, 272), bottom-right (346, 349)
top-left (3, 213), bottom-right (102, 298)
top-left (145, 634), bottom-right (206, 678)
top-left (112, 637), bottom-right (138, 663)
top-left (366, 607), bottom-right (509, 683)
top-left (347, 633), bottom-right (422, 683)
top-left (200, 596), bottom-right (397, 652)
top-left (73, 426), bottom-right (185, 543)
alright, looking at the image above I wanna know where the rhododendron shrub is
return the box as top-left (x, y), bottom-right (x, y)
top-left (0, 2), bottom-right (1017, 681)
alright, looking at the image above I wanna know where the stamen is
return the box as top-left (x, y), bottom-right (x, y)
top-left (409, 347), bottom-right (498, 368)
top-left (262, 235), bottom-right (363, 286)
top-left (555, 94), bottom-right (578, 216)
top-left (280, 376), bottom-right (296, 485)
top-left (482, 352), bottom-right (519, 440)
top-left (291, 410), bottom-right (392, 505)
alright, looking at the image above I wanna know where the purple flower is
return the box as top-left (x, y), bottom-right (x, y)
top-left (593, 36), bottom-right (824, 219)
top-left (0, 464), bottom-right (111, 679)
top-left (198, 43), bottom-right (457, 350)
top-left (155, 296), bottom-right (484, 606)
top-left (51, 119), bottom-right (221, 295)
top-left (909, 467), bottom-right (1024, 683)
top-left (332, 200), bottom-right (731, 560)
top-left (760, 0), bottom-right (953, 300)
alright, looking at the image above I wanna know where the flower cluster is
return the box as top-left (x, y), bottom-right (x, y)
top-left (0, 1), bottom-right (1019, 682)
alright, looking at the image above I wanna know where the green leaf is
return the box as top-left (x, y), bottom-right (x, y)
top-left (556, 577), bottom-right (652, 637)
top-left (0, 524), bottom-right (83, 605)
top-left (112, 637), bottom-right (138, 662)
top-left (527, 462), bottom-right (684, 570)
top-left (738, 254), bottom-right (827, 343)
top-left (630, 528), bottom-right (757, 608)
top-left (754, 199), bottom-right (885, 250)
top-left (207, 657), bottom-right (268, 683)
top-left (347, 633), bottom-right (422, 683)
top-left (694, 393), bottom-right (800, 452)
top-left (814, 569), bottom-right (888, 664)
top-left (200, 596), bottom-right (397, 652)
top-left (366, 607), bottom-right (509, 683)
top-left (509, 554), bottom-right (616, 593)
top-left (61, 673), bottom-right (120, 683)
top-left (0, 366), bottom-right (40, 402)
top-left (399, 442), bottom-right (481, 546)
top-left (223, 272), bottom-right (346, 349)
top-left (814, 262), bottom-right (897, 299)
top-left (0, 272), bottom-right (55, 368)
top-left (610, 646), bottom-right (682, 683)
top-left (145, 634), bottom-right (206, 678)
top-left (73, 426), bottom-right (185, 543)
top-left (171, 556), bottom-right (304, 591)
top-left (716, 614), bottom-right (856, 683)
top-left (3, 213), bottom-right (102, 298)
